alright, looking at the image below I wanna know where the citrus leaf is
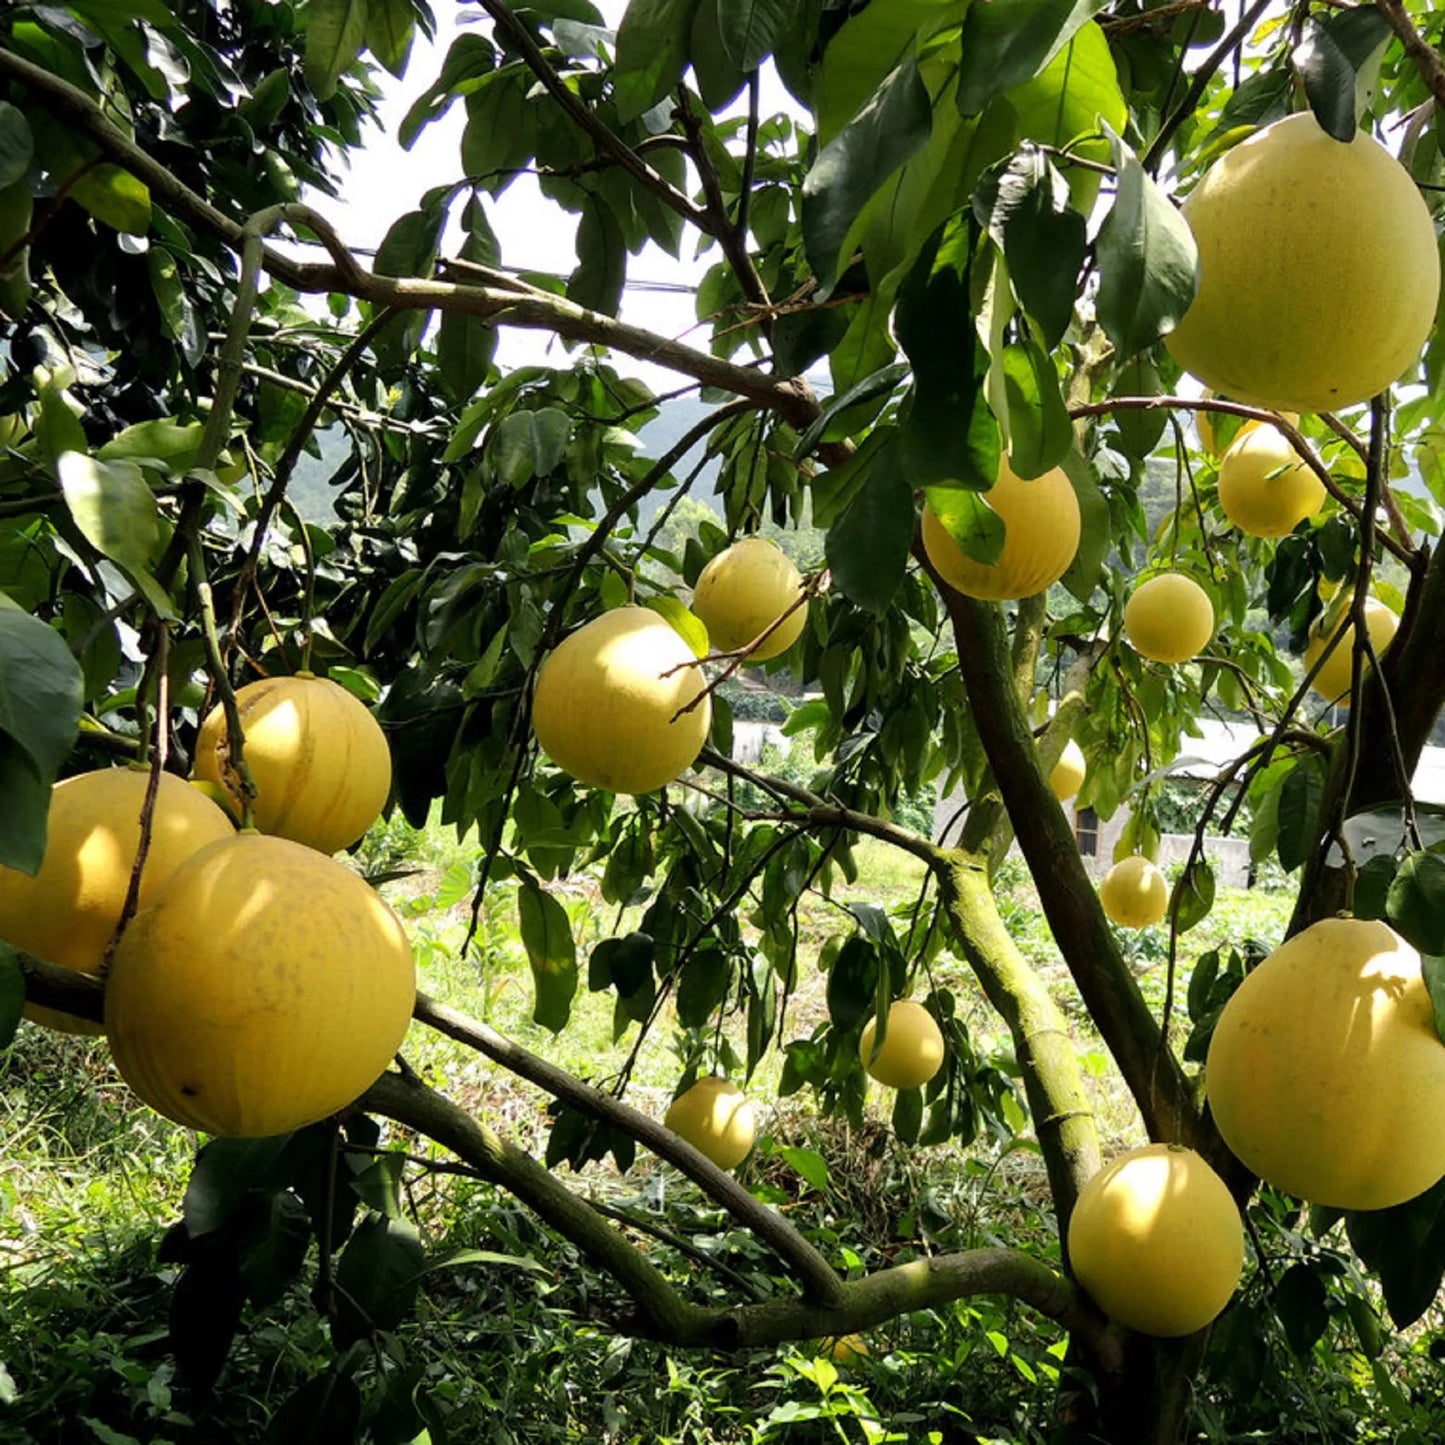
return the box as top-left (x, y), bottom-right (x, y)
top-left (363, 0), bottom-right (415, 78)
top-left (1059, 450), bottom-right (1108, 601)
top-left (643, 594), bottom-right (709, 658)
top-left (1296, 9), bottom-right (1392, 144)
top-left (717, 0), bottom-right (797, 71)
top-left (955, 0), bottom-right (1110, 116)
top-left (1385, 851), bottom-right (1445, 956)
top-left (613, 0), bottom-right (702, 124)
top-left (775, 1143), bottom-right (829, 1192)
top-left (802, 56), bottom-right (932, 295)
top-left (303, 0), bottom-right (369, 102)
top-left (1274, 1262), bottom-right (1331, 1356)
top-left (1346, 1178), bottom-right (1445, 1329)
top-left (825, 447), bottom-right (912, 613)
top-left (1275, 755), bottom-right (1324, 873)
top-left (266, 1371), bottom-right (363, 1445)
top-left (398, 33), bottom-right (496, 149)
top-left (0, 944), bottom-right (23, 1049)
top-left (568, 196), bottom-right (626, 317)
top-left (332, 1213), bottom-right (426, 1343)
top-left (0, 102), bottom-right (34, 189)
top-left (517, 882), bottom-right (578, 1033)
top-left (924, 486), bottom-right (1005, 568)
top-left (827, 936), bottom-right (879, 1032)
top-left (1000, 339), bottom-right (1070, 479)
top-left (896, 214), bottom-right (1000, 490)
top-left (974, 147), bottom-right (1086, 350)
top-left (1095, 124), bottom-right (1197, 360)
top-left (1171, 857), bottom-right (1215, 934)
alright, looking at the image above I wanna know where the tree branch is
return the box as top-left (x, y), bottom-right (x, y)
top-left (412, 992), bottom-right (845, 1307)
top-left (1374, 0), bottom-right (1445, 107)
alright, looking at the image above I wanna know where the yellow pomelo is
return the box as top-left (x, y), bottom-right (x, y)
top-left (1050, 738), bottom-right (1087, 802)
top-left (106, 832), bottom-right (415, 1137)
top-left (1302, 596), bottom-right (1397, 705)
top-left (1123, 573), bottom-right (1214, 664)
top-left (1068, 1143), bottom-right (1244, 1337)
top-left (1205, 917), bottom-right (1445, 1210)
top-left (1099, 855), bottom-right (1169, 930)
top-left (0, 769), bottom-right (235, 1034)
top-left (1166, 112), bottom-right (1440, 413)
top-left (1196, 395), bottom-right (1299, 459)
top-left (193, 673), bottom-right (391, 856)
top-left (921, 459), bottom-right (1080, 601)
top-left (663, 1077), bottom-right (755, 1170)
top-left (823, 1334), bottom-right (872, 1366)
top-left (692, 537), bottom-right (807, 660)
top-left (859, 1000), bottom-right (945, 1090)
top-left (532, 606), bottom-right (711, 795)
top-left (1217, 424), bottom-right (1326, 538)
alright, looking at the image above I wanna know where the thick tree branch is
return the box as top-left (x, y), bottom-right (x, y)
top-left (412, 992), bottom-right (845, 1307)
top-left (1374, 0), bottom-right (1445, 107)
top-left (931, 582), bottom-right (1196, 1146)
top-left (0, 49), bottom-right (822, 432)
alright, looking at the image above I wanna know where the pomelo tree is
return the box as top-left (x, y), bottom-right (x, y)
top-left (3, 0), bottom-right (1445, 1439)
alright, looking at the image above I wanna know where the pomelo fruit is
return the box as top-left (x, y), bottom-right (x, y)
top-left (1166, 112), bottom-right (1440, 413)
top-left (692, 536), bottom-right (807, 660)
top-left (531, 606), bottom-right (711, 794)
top-left (1217, 423), bottom-right (1326, 538)
top-left (1068, 1143), bottom-right (1244, 1337)
top-left (663, 1076), bottom-right (755, 1170)
top-left (1123, 574), bottom-right (1214, 664)
top-left (1205, 917), bottom-right (1445, 1209)
top-left (859, 1000), bottom-right (945, 1090)
top-left (193, 673), bottom-right (391, 856)
top-left (1050, 739), bottom-right (1087, 803)
top-left (106, 831), bottom-right (415, 1137)
top-left (1099, 855), bottom-right (1169, 929)
top-left (0, 768), bottom-right (235, 1034)
top-left (1302, 596), bottom-right (1397, 705)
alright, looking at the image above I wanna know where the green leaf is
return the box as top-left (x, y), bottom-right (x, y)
top-left (1421, 955), bottom-right (1445, 1046)
top-left (924, 486), bottom-right (1005, 567)
top-left (0, 102), bottom-right (34, 190)
top-left (184, 1136), bottom-right (294, 1237)
top-left (0, 944), bottom-right (24, 1049)
top-left (237, 1191), bottom-right (312, 1310)
top-left (517, 882), bottom-right (578, 1032)
top-left (613, 0), bottom-right (703, 124)
top-left (827, 936), bottom-right (879, 1033)
top-left (956, 0), bottom-right (1109, 116)
top-left (676, 945), bottom-right (731, 1027)
top-left (568, 197), bottom-right (626, 317)
top-left (1274, 1262), bottom-right (1331, 1356)
top-left (1346, 1178), bottom-right (1445, 1329)
top-left (1170, 858), bottom-right (1215, 934)
top-left (1095, 124), bottom-right (1198, 360)
top-left (147, 249), bottom-right (203, 367)
top-left (1000, 340), bottom-right (1070, 479)
top-left (1386, 852), bottom-right (1445, 956)
top-left (304, 0), bottom-right (370, 102)
top-left (490, 407), bottom-right (572, 488)
top-left (690, 0), bottom-right (747, 111)
top-left (462, 70), bottom-right (539, 192)
top-left (266, 1371), bottom-right (363, 1445)
top-left (794, 363), bottom-right (909, 462)
top-left (239, 67), bottom-right (291, 133)
top-left (364, 0), bottom-right (415, 78)
top-left (0, 745), bottom-right (49, 880)
top-left (71, 164), bottom-right (151, 235)
top-left (776, 1143), bottom-right (830, 1192)
top-left (398, 33), bottom-right (496, 149)
top-left (437, 310), bottom-right (496, 404)
top-left (57, 450), bottom-right (172, 615)
top-left (802, 56), bottom-right (932, 295)
top-left (892, 1086), bottom-right (923, 1145)
top-left (332, 1213), bottom-right (426, 1344)
top-left (1275, 757), bottom-right (1324, 874)
top-left (717, 0), bottom-right (796, 72)
top-left (1296, 9), bottom-right (1392, 144)
top-left (825, 444), bottom-right (912, 613)
top-left (896, 214), bottom-right (1000, 489)
top-left (1059, 451), bottom-right (1108, 601)
top-left (0, 178), bottom-right (32, 321)
top-left (974, 147), bottom-right (1086, 350)
top-left (1186, 949), bottom-right (1220, 1023)
top-left (644, 594), bottom-right (709, 658)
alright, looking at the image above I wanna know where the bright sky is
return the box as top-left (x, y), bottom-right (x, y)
top-left (307, 3), bottom-right (802, 389)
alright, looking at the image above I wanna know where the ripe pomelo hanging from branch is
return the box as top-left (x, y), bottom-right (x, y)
top-left (663, 1077), bottom-right (756, 1170)
top-left (1302, 596), bottom-right (1397, 704)
top-left (1217, 424), bottom-right (1326, 538)
top-left (193, 672), bottom-right (392, 856)
top-left (0, 768), bottom-right (235, 1034)
top-left (1205, 917), bottom-right (1445, 1210)
top-left (1166, 112), bottom-right (1440, 414)
top-left (921, 458), bottom-right (1080, 601)
top-left (859, 1000), bottom-right (945, 1090)
top-left (1123, 573), bottom-right (1215, 664)
top-left (1068, 1143), bottom-right (1244, 1337)
top-left (106, 832), bottom-right (416, 1138)
top-left (691, 537), bottom-right (808, 661)
top-left (1049, 739), bottom-right (1087, 802)
top-left (1099, 855), bottom-right (1169, 929)
top-left (531, 605), bottom-right (711, 795)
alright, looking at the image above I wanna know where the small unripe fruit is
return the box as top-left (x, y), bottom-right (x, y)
top-left (1049, 739), bottom-right (1086, 802)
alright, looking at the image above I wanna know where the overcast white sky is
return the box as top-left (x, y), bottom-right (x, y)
top-left (306, 4), bottom-right (801, 389)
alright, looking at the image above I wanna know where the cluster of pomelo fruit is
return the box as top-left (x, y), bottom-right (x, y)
top-left (0, 673), bottom-right (414, 1138)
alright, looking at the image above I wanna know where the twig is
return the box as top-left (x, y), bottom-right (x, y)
top-left (1373, 0), bottom-right (1445, 108)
